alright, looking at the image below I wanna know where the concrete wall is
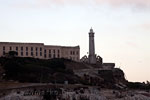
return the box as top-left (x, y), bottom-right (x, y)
top-left (61, 46), bottom-right (80, 61)
top-left (44, 45), bottom-right (61, 59)
top-left (0, 42), bottom-right (80, 62)
top-left (102, 63), bottom-right (115, 70)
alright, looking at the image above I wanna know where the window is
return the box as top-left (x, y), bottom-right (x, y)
top-left (26, 47), bottom-right (28, 51)
top-left (36, 47), bottom-right (38, 51)
top-left (44, 54), bottom-right (47, 58)
top-left (58, 50), bottom-right (60, 53)
top-left (70, 51), bottom-right (72, 55)
top-left (36, 52), bottom-right (38, 56)
top-left (40, 52), bottom-right (42, 56)
top-left (53, 54), bottom-right (55, 58)
top-left (49, 50), bottom-right (51, 53)
top-left (73, 51), bottom-right (75, 55)
top-left (44, 49), bottom-right (46, 53)
top-left (53, 50), bottom-right (55, 53)
top-left (31, 47), bottom-right (33, 51)
top-left (58, 54), bottom-right (60, 58)
top-left (40, 47), bottom-right (42, 51)
top-left (49, 54), bottom-right (51, 58)
top-left (16, 47), bottom-right (18, 51)
top-left (31, 52), bottom-right (33, 56)
top-left (10, 47), bottom-right (12, 51)
top-left (21, 47), bottom-right (23, 51)
top-left (3, 46), bottom-right (5, 51)
top-left (26, 52), bottom-right (28, 56)
top-left (21, 52), bottom-right (23, 56)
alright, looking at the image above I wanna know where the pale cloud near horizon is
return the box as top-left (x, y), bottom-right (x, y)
top-left (8, 0), bottom-right (150, 9)
top-left (44, 0), bottom-right (150, 8)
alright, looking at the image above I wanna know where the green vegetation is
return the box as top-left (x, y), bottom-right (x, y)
top-left (0, 57), bottom-right (80, 83)
top-left (8, 51), bottom-right (18, 57)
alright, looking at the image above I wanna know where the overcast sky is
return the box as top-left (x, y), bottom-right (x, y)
top-left (0, 0), bottom-right (150, 82)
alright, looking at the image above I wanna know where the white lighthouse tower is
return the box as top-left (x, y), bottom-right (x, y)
top-left (88, 28), bottom-right (96, 64)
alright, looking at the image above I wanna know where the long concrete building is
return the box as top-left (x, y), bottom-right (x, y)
top-left (0, 42), bottom-right (80, 61)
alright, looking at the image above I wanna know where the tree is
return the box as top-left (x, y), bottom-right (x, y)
top-left (8, 51), bottom-right (18, 57)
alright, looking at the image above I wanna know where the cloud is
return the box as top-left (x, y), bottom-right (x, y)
top-left (141, 23), bottom-right (150, 31)
top-left (126, 41), bottom-right (139, 49)
top-left (130, 22), bottom-right (150, 32)
top-left (49, 0), bottom-right (150, 8)
top-left (10, 0), bottom-right (150, 9)
top-left (95, 0), bottom-right (150, 7)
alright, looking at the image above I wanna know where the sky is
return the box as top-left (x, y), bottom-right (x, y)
top-left (0, 0), bottom-right (150, 82)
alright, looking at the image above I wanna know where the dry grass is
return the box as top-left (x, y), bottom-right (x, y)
top-left (0, 82), bottom-right (31, 89)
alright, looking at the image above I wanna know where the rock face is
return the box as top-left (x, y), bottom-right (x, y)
top-left (97, 68), bottom-right (127, 88)
top-left (73, 66), bottom-right (127, 88)
top-left (98, 68), bottom-right (126, 83)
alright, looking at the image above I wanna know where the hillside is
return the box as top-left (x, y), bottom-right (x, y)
top-left (0, 57), bottom-right (81, 84)
top-left (0, 57), bottom-right (149, 90)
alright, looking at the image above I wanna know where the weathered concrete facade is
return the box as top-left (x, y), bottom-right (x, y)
top-left (0, 42), bottom-right (80, 61)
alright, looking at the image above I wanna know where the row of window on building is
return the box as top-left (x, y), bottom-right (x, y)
top-left (2, 46), bottom-right (61, 54)
top-left (70, 51), bottom-right (78, 55)
top-left (44, 49), bottom-right (60, 54)
top-left (2, 46), bottom-right (78, 59)
top-left (2, 46), bottom-right (79, 55)
top-left (3, 46), bottom-right (60, 54)
top-left (2, 50), bottom-right (60, 59)
top-left (3, 46), bottom-right (43, 52)
top-left (2, 46), bottom-right (61, 58)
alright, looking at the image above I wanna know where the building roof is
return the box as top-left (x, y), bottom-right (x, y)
top-left (0, 42), bottom-right (44, 45)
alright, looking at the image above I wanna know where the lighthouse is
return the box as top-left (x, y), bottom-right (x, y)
top-left (88, 28), bottom-right (96, 64)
